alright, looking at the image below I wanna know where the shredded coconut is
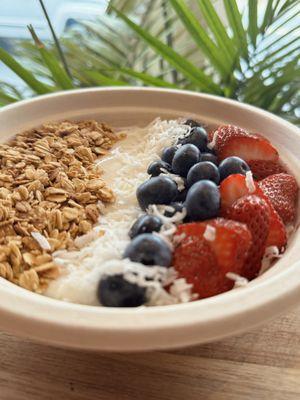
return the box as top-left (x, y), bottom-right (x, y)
top-left (46, 119), bottom-right (190, 306)
top-left (245, 170), bottom-right (256, 193)
top-left (207, 129), bottom-right (219, 149)
top-left (161, 169), bottom-right (185, 191)
top-left (259, 246), bottom-right (282, 275)
top-left (203, 225), bottom-right (216, 241)
top-left (226, 272), bottom-right (249, 288)
top-left (31, 232), bottom-right (51, 251)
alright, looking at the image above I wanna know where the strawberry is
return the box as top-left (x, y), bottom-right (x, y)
top-left (209, 125), bottom-right (279, 162)
top-left (220, 173), bottom-right (260, 212)
top-left (227, 195), bottom-right (271, 280)
top-left (220, 173), bottom-right (287, 249)
top-left (173, 218), bottom-right (252, 298)
top-left (247, 160), bottom-right (287, 180)
top-left (259, 173), bottom-right (298, 224)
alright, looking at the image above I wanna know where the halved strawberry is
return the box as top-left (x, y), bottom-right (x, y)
top-left (209, 125), bottom-right (279, 162)
top-left (227, 195), bottom-right (270, 280)
top-left (259, 173), bottom-right (298, 224)
top-left (220, 173), bottom-right (287, 249)
top-left (173, 218), bottom-right (252, 298)
top-left (247, 160), bottom-right (287, 180)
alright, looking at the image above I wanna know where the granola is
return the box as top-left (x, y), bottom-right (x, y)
top-left (0, 120), bottom-right (120, 293)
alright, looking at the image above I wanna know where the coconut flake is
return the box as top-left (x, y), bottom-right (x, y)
top-left (245, 170), bottom-right (256, 193)
top-left (207, 129), bottom-right (219, 149)
top-left (169, 278), bottom-right (196, 303)
top-left (31, 231), bottom-right (51, 251)
top-left (161, 169), bottom-right (185, 191)
top-left (203, 225), bottom-right (216, 241)
top-left (259, 246), bottom-right (282, 275)
top-left (226, 272), bottom-right (248, 288)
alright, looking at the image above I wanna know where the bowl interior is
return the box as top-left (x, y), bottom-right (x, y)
top-left (0, 87), bottom-right (300, 351)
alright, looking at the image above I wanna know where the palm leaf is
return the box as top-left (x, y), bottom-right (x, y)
top-left (170, 0), bottom-right (232, 79)
top-left (117, 67), bottom-right (178, 88)
top-left (223, 0), bottom-right (248, 59)
top-left (197, 0), bottom-right (236, 60)
top-left (82, 70), bottom-right (128, 86)
top-left (112, 6), bottom-right (222, 94)
top-left (28, 25), bottom-right (74, 90)
top-left (248, 0), bottom-right (258, 46)
top-left (0, 48), bottom-right (52, 94)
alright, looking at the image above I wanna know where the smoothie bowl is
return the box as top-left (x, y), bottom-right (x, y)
top-left (0, 87), bottom-right (299, 351)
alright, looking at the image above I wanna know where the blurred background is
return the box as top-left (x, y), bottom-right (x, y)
top-left (0, 0), bottom-right (299, 124)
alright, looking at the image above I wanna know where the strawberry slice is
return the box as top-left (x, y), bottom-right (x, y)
top-left (248, 160), bottom-right (287, 180)
top-left (220, 173), bottom-right (287, 249)
top-left (227, 195), bottom-right (270, 279)
top-left (220, 173), bottom-right (260, 212)
top-left (209, 125), bottom-right (279, 162)
top-left (259, 173), bottom-right (298, 224)
top-left (173, 218), bottom-right (252, 298)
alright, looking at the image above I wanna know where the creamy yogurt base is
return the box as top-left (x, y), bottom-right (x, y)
top-left (46, 119), bottom-right (194, 306)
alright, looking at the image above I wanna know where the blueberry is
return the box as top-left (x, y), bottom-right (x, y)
top-left (163, 202), bottom-right (184, 218)
top-left (123, 233), bottom-right (172, 267)
top-left (161, 146), bottom-right (177, 164)
top-left (172, 144), bottom-right (200, 177)
top-left (136, 176), bottom-right (178, 210)
top-left (185, 180), bottom-right (220, 221)
top-left (200, 152), bottom-right (218, 165)
top-left (129, 215), bottom-right (162, 238)
top-left (187, 161), bottom-right (220, 187)
top-left (177, 126), bottom-right (208, 151)
top-left (219, 156), bottom-right (250, 181)
top-left (147, 160), bottom-right (171, 177)
top-left (98, 274), bottom-right (146, 307)
top-left (184, 119), bottom-right (202, 128)
top-left (175, 187), bottom-right (188, 202)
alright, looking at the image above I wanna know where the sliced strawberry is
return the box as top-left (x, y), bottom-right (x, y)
top-left (173, 218), bottom-right (252, 298)
top-left (220, 173), bottom-right (287, 249)
top-left (220, 173), bottom-right (260, 212)
top-left (209, 125), bottom-right (279, 162)
top-left (259, 173), bottom-right (298, 224)
top-left (248, 159), bottom-right (287, 180)
top-left (227, 195), bottom-right (270, 280)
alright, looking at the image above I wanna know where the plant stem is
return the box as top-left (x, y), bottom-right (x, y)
top-left (38, 0), bottom-right (72, 80)
top-left (161, 0), bottom-right (177, 84)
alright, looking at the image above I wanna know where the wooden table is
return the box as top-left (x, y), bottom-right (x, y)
top-left (1, 305), bottom-right (300, 400)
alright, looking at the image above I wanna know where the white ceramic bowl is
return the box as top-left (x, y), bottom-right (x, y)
top-left (0, 87), bottom-right (300, 351)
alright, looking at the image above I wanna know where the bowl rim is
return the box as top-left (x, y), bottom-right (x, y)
top-left (1, 86), bottom-right (300, 350)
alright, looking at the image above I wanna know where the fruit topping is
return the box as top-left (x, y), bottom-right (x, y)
top-left (226, 195), bottom-right (271, 280)
top-left (220, 173), bottom-right (287, 249)
top-left (98, 274), bottom-right (146, 307)
top-left (172, 144), bottom-right (200, 177)
top-left (187, 161), bottom-right (220, 187)
top-left (200, 152), bottom-right (218, 165)
top-left (123, 233), bottom-right (172, 267)
top-left (147, 160), bottom-right (171, 177)
top-left (218, 156), bottom-right (250, 181)
top-left (129, 215), bottom-right (163, 239)
top-left (163, 202), bottom-right (185, 218)
top-left (177, 126), bottom-right (208, 151)
top-left (185, 180), bottom-right (220, 221)
top-left (173, 218), bottom-right (252, 298)
top-left (184, 119), bottom-right (202, 128)
top-left (136, 176), bottom-right (178, 210)
top-left (161, 145), bottom-right (178, 164)
top-left (247, 159), bottom-right (287, 180)
top-left (210, 125), bottom-right (279, 162)
top-left (259, 173), bottom-right (298, 224)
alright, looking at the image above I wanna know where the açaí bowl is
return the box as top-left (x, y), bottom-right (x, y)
top-left (0, 87), bottom-right (300, 351)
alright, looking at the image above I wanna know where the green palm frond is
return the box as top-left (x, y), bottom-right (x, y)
top-left (0, 0), bottom-right (298, 125)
